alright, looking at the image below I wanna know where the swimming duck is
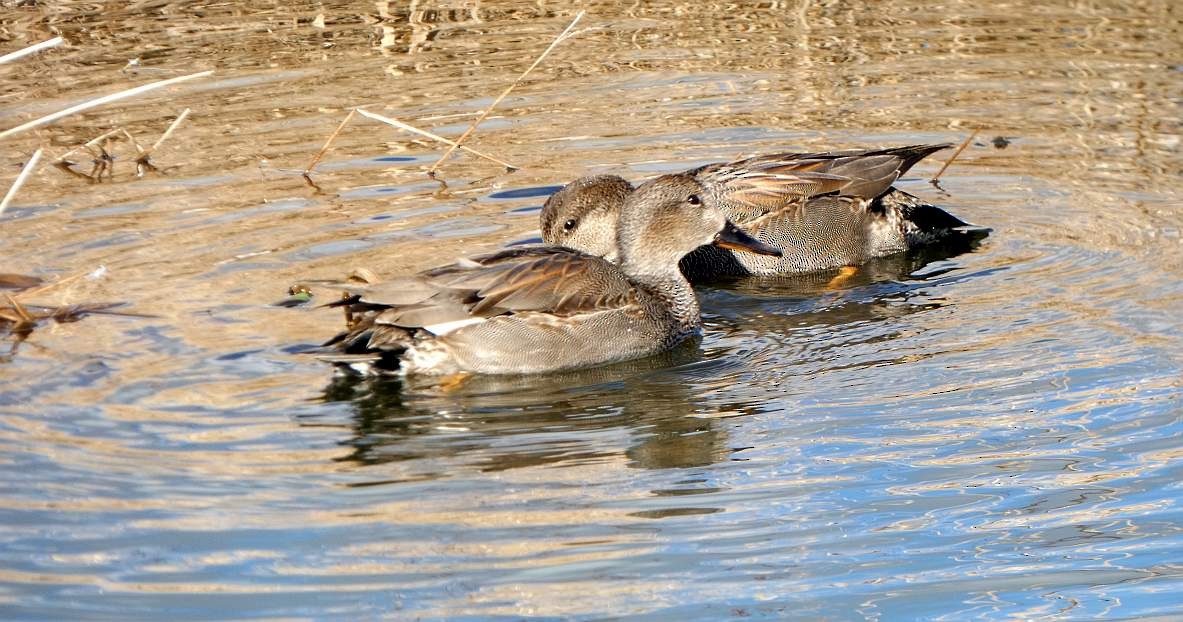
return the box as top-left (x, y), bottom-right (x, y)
top-left (323, 174), bottom-right (781, 376)
top-left (541, 144), bottom-right (979, 281)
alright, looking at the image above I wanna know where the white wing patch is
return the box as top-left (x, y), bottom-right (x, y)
top-left (423, 317), bottom-right (487, 336)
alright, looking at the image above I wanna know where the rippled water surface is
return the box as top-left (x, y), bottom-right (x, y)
top-left (2, 1), bottom-right (1181, 619)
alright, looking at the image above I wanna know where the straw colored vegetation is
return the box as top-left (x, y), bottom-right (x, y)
top-left (300, 10), bottom-right (585, 186)
top-left (0, 37), bottom-right (209, 352)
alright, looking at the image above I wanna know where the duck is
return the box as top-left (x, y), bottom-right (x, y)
top-left (540, 144), bottom-right (981, 281)
top-left (322, 173), bottom-right (782, 376)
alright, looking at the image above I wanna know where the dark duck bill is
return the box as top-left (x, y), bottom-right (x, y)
top-left (712, 220), bottom-right (782, 257)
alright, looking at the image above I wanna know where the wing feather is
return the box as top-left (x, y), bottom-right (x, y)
top-left (328, 248), bottom-right (638, 350)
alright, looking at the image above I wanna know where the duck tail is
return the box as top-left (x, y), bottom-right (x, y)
top-left (878, 143), bottom-right (954, 177)
top-left (319, 318), bottom-right (414, 375)
top-left (879, 189), bottom-right (992, 247)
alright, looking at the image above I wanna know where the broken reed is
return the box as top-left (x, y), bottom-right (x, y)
top-left (428, 10), bottom-right (585, 173)
top-left (931, 130), bottom-right (980, 183)
top-left (0, 149), bottom-right (43, 216)
top-left (0, 70), bottom-right (212, 142)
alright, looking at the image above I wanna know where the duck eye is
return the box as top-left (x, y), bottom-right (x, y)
top-left (563, 218), bottom-right (578, 231)
top-left (687, 194), bottom-right (701, 205)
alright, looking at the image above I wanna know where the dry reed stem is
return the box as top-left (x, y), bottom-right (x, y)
top-left (356, 108), bottom-right (517, 170)
top-left (0, 149), bottom-right (43, 216)
top-left (3, 295), bottom-right (33, 323)
top-left (121, 129), bottom-right (146, 156)
top-left (931, 129), bottom-right (980, 183)
top-left (54, 128), bottom-right (123, 163)
top-left (13, 270), bottom-right (88, 301)
top-left (144, 108), bottom-right (191, 157)
top-left (0, 37), bottom-right (63, 65)
top-left (84, 128), bottom-right (125, 149)
top-left (303, 109), bottom-right (356, 176)
top-left (427, 10), bottom-right (585, 174)
top-left (0, 70), bottom-right (214, 142)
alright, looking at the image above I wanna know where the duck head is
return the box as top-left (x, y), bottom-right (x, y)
top-left (540, 175), bottom-right (632, 262)
top-left (616, 174), bottom-right (780, 278)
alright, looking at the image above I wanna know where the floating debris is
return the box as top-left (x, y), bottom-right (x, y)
top-left (1, 300), bottom-right (152, 334)
top-left (302, 13), bottom-right (587, 180)
top-left (135, 108), bottom-right (191, 176)
top-left (302, 109), bottom-right (357, 190)
top-left (1, 298), bottom-right (154, 363)
top-left (53, 112), bottom-right (191, 183)
top-left (930, 129), bottom-right (980, 185)
top-left (275, 284), bottom-right (314, 308)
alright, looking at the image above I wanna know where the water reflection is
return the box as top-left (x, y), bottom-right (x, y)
top-left (317, 234), bottom-right (985, 479)
top-left (3, 0), bottom-right (1182, 619)
top-left (317, 339), bottom-right (736, 473)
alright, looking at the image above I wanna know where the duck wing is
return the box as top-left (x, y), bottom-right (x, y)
top-left (694, 162), bottom-right (851, 215)
top-left (737, 143), bottom-right (951, 196)
top-left (692, 143), bottom-right (951, 214)
top-left (328, 247), bottom-right (639, 344)
top-left (431, 247), bottom-right (639, 317)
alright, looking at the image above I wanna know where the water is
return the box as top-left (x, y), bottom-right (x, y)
top-left (2, 1), bottom-right (1181, 619)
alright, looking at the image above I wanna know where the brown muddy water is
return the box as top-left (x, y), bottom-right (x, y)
top-left (1, 1), bottom-right (1181, 620)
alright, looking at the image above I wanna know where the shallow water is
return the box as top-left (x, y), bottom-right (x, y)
top-left (2, 1), bottom-right (1181, 620)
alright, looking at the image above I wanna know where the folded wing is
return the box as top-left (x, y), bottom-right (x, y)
top-left (324, 247), bottom-right (640, 357)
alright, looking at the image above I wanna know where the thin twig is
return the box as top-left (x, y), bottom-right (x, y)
top-left (930, 129), bottom-right (979, 183)
top-left (303, 109), bottom-right (356, 176)
top-left (3, 294), bottom-right (33, 323)
top-left (120, 128), bottom-right (145, 156)
top-left (0, 70), bottom-right (214, 142)
top-left (52, 128), bottom-right (121, 165)
top-left (145, 108), bottom-right (191, 157)
top-left (84, 127), bottom-right (125, 150)
top-left (427, 10), bottom-right (585, 174)
top-left (13, 269), bottom-right (89, 300)
top-left (355, 108), bottom-right (517, 170)
top-left (0, 149), bottom-right (43, 216)
top-left (0, 37), bottom-right (64, 65)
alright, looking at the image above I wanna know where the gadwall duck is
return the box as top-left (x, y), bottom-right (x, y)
top-left (541, 144), bottom-right (981, 280)
top-left (323, 174), bottom-right (781, 376)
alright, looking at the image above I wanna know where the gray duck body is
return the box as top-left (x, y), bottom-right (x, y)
top-left (323, 174), bottom-right (779, 376)
top-left (542, 144), bottom-right (980, 281)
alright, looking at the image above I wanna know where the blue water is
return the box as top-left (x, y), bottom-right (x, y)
top-left (1, 1), bottom-right (1181, 620)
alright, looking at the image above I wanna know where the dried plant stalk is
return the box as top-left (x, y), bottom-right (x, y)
top-left (0, 149), bottom-right (43, 216)
top-left (0, 70), bottom-right (214, 142)
top-left (427, 10), bottom-right (585, 173)
top-left (356, 108), bottom-right (517, 170)
top-left (145, 108), bottom-right (192, 156)
top-left (13, 269), bottom-right (88, 301)
top-left (0, 37), bottom-right (63, 65)
top-left (304, 109), bottom-right (356, 176)
top-left (931, 129), bottom-right (980, 183)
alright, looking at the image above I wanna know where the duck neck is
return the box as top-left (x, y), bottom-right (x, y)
top-left (621, 262), bottom-right (702, 330)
